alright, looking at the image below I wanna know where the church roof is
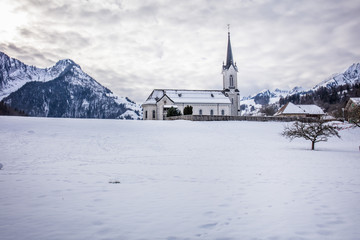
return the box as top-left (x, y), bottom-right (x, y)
top-left (143, 89), bottom-right (231, 105)
top-left (223, 31), bottom-right (238, 71)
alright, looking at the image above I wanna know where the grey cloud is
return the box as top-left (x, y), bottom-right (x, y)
top-left (0, 43), bottom-right (57, 67)
top-left (17, 27), bottom-right (91, 50)
top-left (4, 0), bottom-right (360, 102)
top-left (14, 0), bottom-right (124, 28)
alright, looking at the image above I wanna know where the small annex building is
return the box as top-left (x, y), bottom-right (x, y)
top-left (142, 29), bottom-right (240, 120)
top-left (275, 102), bottom-right (325, 119)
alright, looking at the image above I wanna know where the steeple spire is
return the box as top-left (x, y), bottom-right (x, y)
top-left (223, 24), bottom-right (237, 71)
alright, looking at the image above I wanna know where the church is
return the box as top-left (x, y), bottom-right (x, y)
top-left (142, 30), bottom-right (240, 120)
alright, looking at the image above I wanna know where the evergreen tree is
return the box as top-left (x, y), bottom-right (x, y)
top-left (167, 107), bottom-right (181, 117)
top-left (183, 105), bottom-right (193, 115)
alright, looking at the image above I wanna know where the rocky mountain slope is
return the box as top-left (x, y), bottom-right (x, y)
top-left (313, 63), bottom-right (360, 90)
top-left (241, 63), bottom-right (360, 115)
top-left (0, 52), bottom-right (141, 119)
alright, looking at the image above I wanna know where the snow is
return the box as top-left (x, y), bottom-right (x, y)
top-left (143, 89), bottom-right (231, 105)
top-left (1, 116), bottom-right (360, 240)
top-left (240, 88), bottom-right (300, 116)
top-left (281, 102), bottom-right (306, 114)
top-left (298, 105), bottom-right (325, 115)
top-left (313, 63), bottom-right (360, 91)
top-left (277, 102), bottom-right (324, 115)
top-left (119, 110), bottom-right (141, 120)
top-left (0, 53), bottom-right (72, 101)
top-left (350, 97), bottom-right (360, 105)
top-left (143, 90), bottom-right (164, 104)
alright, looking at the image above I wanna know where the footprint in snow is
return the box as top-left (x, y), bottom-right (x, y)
top-left (199, 223), bottom-right (218, 229)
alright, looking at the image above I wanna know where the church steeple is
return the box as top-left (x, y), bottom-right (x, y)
top-left (223, 26), bottom-right (238, 71)
top-left (222, 25), bottom-right (240, 116)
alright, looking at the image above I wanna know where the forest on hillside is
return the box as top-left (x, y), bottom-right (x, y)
top-left (278, 83), bottom-right (360, 117)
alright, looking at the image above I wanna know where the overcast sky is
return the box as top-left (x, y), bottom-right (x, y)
top-left (1, 0), bottom-right (360, 103)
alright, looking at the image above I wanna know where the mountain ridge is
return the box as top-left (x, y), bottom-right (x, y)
top-left (240, 63), bottom-right (360, 116)
top-left (0, 52), bottom-right (142, 119)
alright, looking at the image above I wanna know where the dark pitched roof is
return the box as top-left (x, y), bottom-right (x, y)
top-left (223, 32), bottom-right (238, 71)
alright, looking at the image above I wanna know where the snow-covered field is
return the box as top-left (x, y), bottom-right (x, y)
top-left (1, 116), bottom-right (359, 240)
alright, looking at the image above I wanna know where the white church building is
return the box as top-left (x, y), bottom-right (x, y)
top-left (142, 30), bottom-right (240, 120)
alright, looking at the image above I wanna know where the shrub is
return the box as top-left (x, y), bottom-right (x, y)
top-left (183, 105), bottom-right (193, 115)
top-left (167, 107), bottom-right (181, 117)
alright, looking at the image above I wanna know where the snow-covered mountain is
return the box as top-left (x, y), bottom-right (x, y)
top-left (240, 87), bottom-right (307, 115)
top-left (241, 63), bottom-right (360, 116)
top-left (0, 52), bottom-right (142, 119)
top-left (313, 63), bottom-right (360, 90)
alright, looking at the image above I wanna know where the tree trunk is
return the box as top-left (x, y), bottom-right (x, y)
top-left (311, 141), bottom-right (315, 150)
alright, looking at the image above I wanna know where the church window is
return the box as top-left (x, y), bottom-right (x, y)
top-left (145, 111), bottom-right (148, 119)
top-left (230, 75), bottom-right (234, 87)
top-left (210, 109), bottom-right (214, 116)
top-left (199, 109), bottom-right (203, 115)
top-left (152, 110), bottom-right (156, 119)
top-left (221, 109), bottom-right (225, 116)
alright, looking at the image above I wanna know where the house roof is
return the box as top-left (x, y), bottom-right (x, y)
top-left (297, 105), bottom-right (325, 115)
top-left (350, 97), bottom-right (360, 105)
top-left (143, 89), bottom-right (231, 105)
top-left (275, 102), bottom-right (324, 116)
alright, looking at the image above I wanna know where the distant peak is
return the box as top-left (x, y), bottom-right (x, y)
top-left (291, 86), bottom-right (304, 92)
top-left (259, 89), bottom-right (270, 93)
top-left (54, 59), bottom-right (81, 71)
top-left (274, 88), bottom-right (288, 93)
top-left (345, 62), bottom-right (360, 73)
top-left (55, 59), bottom-right (75, 66)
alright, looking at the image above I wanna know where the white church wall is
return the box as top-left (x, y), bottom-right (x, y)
top-left (142, 104), bottom-right (157, 120)
top-left (178, 103), bottom-right (231, 116)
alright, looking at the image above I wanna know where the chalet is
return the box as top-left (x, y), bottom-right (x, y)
top-left (142, 29), bottom-right (240, 120)
top-left (345, 97), bottom-right (360, 111)
top-left (275, 102), bottom-right (325, 119)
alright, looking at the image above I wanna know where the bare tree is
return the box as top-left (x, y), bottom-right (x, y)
top-left (281, 121), bottom-right (341, 150)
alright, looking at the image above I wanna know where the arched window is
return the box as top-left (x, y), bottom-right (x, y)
top-left (152, 110), bottom-right (156, 119)
top-left (221, 109), bottom-right (225, 116)
top-left (210, 109), bottom-right (214, 116)
top-left (230, 75), bottom-right (234, 87)
top-left (199, 109), bottom-right (203, 115)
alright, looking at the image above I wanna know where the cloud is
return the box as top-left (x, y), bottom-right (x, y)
top-left (0, 43), bottom-right (58, 67)
top-left (1, 0), bottom-right (360, 103)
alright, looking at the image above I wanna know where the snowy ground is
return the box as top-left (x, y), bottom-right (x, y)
top-left (0, 116), bottom-right (359, 240)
